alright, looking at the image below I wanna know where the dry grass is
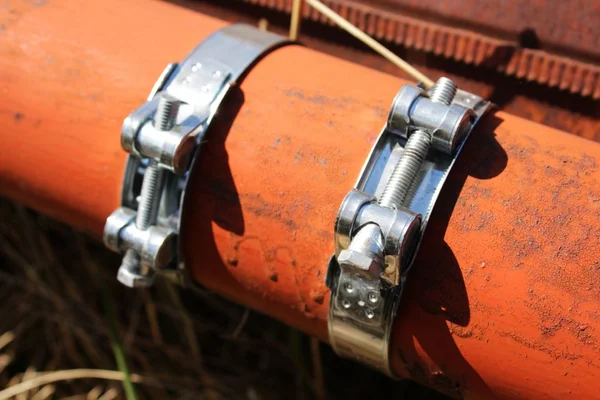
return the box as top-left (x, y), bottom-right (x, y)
top-left (0, 199), bottom-right (442, 399)
top-left (0, 200), bottom-right (301, 399)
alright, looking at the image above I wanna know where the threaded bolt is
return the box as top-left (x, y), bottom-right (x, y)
top-left (118, 94), bottom-right (179, 287)
top-left (378, 77), bottom-right (457, 209)
top-left (118, 159), bottom-right (164, 286)
top-left (137, 94), bottom-right (179, 229)
top-left (428, 77), bottom-right (457, 106)
top-left (154, 94), bottom-right (180, 131)
top-left (379, 129), bottom-right (431, 208)
top-left (135, 160), bottom-right (163, 230)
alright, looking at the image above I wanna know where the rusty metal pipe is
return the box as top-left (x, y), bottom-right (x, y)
top-left (1, 1), bottom-right (600, 398)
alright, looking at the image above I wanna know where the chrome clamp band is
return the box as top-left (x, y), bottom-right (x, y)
top-left (103, 25), bottom-right (289, 288)
top-left (326, 78), bottom-right (491, 375)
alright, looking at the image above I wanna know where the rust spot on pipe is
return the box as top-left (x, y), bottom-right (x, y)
top-left (4, 1), bottom-right (600, 397)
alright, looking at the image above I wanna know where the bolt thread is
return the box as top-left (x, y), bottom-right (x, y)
top-left (378, 77), bottom-right (458, 209)
top-left (118, 91), bottom-right (178, 284)
top-left (136, 93), bottom-right (178, 231)
top-left (429, 77), bottom-right (457, 105)
top-left (379, 129), bottom-right (432, 208)
top-left (135, 160), bottom-right (163, 230)
top-left (154, 94), bottom-right (180, 131)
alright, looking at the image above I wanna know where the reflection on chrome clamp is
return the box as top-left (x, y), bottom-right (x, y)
top-left (103, 25), bottom-right (289, 288)
top-left (326, 78), bottom-right (491, 375)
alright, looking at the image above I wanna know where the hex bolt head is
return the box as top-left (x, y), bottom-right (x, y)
top-left (338, 249), bottom-right (383, 280)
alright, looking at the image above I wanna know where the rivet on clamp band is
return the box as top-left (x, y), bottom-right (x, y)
top-left (326, 78), bottom-right (492, 375)
top-left (103, 25), bottom-right (290, 288)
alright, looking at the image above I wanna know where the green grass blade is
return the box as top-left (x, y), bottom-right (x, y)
top-left (101, 283), bottom-right (138, 400)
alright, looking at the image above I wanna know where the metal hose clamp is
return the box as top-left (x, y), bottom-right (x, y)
top-left (326, 78), bottom-right (491, 375)
top-left (103, 24), bottom-right (290, 288)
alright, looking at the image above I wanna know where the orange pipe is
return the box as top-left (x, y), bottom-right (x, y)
top-left (2, 1), bottom-right (600, 398)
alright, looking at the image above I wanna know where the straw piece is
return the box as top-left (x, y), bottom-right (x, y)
top-left (305, 0), bottom-right (434, 87)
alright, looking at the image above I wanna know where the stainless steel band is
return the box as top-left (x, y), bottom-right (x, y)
top-left (326, 79), bottom-right (491, 375)
top-left (103, 24), bottom-right (289, 287)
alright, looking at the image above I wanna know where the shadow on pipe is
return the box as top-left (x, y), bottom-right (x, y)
top-left (394, 113), bottom-right (508, 398)
top-left (183, 77), bottom-right (509, 398)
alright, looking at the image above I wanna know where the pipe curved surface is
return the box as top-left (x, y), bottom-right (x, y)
top-left (1, 1), bottom-right (600, 398)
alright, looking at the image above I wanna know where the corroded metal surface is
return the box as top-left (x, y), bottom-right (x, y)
top-left (176, 0), bottom-right (600, 142)
top-left (240, 0), bottom-right (600, 99)
top-left (366, 0), bottom-right (600, 61)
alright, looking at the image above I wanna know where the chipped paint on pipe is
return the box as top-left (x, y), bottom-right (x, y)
top-left (1, 1), bottom-right (600, 398)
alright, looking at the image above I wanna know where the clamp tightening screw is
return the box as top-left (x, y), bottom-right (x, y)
top-left (379, 77), bottom-right (457, 209)
top-left (117, 94), bottom-right (180, 288)
top-left (429, 77), bottom-right (457, 106)
top-left (337, 78), bottom-right (458, 282)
